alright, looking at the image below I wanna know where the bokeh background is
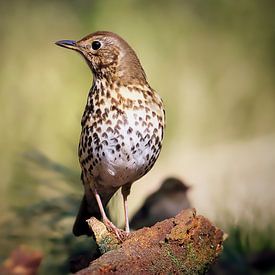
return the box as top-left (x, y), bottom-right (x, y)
top-left (1, 0), bottom-right (275, 274)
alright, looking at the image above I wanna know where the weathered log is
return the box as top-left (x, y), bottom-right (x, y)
top-left (77, 208), bottom-right (224, 274)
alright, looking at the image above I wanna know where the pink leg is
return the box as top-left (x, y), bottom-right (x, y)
top-left (93, 187), bottom-right (108, 221)
top-left (92, 187), bottom-right (125, 240)
top-left (121, 183), bottom-right (132, 233)
top-left (123, 196), bottom-right (130, 233)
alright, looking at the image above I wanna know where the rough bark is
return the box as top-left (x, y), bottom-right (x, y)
top-left (77, 208), bottom-right (224, 274)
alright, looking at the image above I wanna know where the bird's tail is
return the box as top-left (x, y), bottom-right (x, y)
top-left (73, 186), bottom-right (119, 236)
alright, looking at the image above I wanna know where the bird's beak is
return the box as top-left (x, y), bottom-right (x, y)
top-left (55, 40), bottom-right (78, 51)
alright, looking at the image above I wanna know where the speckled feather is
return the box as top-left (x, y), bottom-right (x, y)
top-left (79, 79), bottom-right (164, 187)
top-left (56, 31), bottom-right (165, 236)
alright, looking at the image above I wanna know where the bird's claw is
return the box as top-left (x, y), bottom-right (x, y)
top-left (103, 218), bottom-right (129, 241)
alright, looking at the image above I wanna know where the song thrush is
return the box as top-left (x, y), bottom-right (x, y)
top-left (55, 31), bottom-right (165, 239)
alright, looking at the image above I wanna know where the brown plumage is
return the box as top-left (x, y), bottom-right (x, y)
top-left (55, 31), bottom-right (165, 239)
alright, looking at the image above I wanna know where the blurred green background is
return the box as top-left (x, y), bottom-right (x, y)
top-left (1, 0), bottom-right (275, 274)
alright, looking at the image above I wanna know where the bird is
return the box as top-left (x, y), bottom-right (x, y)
top-left (55, 31), bottom-right (165, 239)
top-left (130, 177), bottom-right (191, 229)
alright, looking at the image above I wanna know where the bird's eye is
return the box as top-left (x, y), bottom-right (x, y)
top-left (91, 40), bottom-right (101, 50)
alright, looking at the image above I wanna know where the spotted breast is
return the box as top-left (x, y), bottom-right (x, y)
top-left (79, 79), bottom-right (164, 188)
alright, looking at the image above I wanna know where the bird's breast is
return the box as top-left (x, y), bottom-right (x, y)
top-left (79, 82), bottom-right (165, 187)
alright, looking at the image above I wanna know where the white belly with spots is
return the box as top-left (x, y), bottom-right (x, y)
top-left (79, 83), bottom-right (164, 187)
top-left (95, 109), bottom-right (161, 187)
top-left (81, 108), bottom-right (162, 187)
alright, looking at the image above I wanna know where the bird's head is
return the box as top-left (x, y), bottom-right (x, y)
top-left (55, 31), bottom-right (146, 84)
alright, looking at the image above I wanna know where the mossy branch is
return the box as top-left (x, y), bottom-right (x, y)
top-left (77, 209), bottom-right (224, 274)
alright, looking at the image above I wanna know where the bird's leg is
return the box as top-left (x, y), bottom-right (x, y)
top-left (121, 183), bottom-right (132, 233)
top-left (92, 186), bottom-right (125, 241)
top-left (92, 186), bottom-right (108, 221)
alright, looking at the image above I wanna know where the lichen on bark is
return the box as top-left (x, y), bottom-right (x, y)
top-left (77, 208), bottom-right (224, 274)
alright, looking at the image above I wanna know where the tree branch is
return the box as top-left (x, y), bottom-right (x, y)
top-left (77, 208), bottom-right (224, 274)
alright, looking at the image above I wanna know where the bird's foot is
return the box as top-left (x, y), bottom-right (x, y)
top-left (103, 218), bottom-right (129, 241)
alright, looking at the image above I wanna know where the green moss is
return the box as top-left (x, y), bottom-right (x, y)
top-left (186, 243), bottom-right (197, 262)
top-left (98, 236), bottom-right (119, 254)
top-left (162, 242), bottom-right (183, 270)
top-left (175, 241), bottom-right (213, 274)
